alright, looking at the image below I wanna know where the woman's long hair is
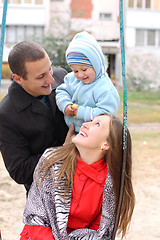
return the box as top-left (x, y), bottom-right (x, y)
top-left (37, 143), bottom-right (78, 197)
top-left (106, 115), bottom-right (135, 238)
top-left (37, 114), bottom-right (135, 238)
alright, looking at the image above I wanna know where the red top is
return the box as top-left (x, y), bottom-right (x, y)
top-left (67, 156), bottom-right (108, 232)
top-left (20, 157), bottom-right (108, 240)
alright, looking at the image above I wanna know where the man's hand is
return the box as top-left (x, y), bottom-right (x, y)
top-left (63, 124), bottom-right (75, 145)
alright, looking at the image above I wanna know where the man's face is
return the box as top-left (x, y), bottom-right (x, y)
top-left (14, 53), bottom-right (55, 97)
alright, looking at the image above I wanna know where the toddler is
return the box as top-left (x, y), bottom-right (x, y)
top-left (56, 31), bottom-right (120, 133)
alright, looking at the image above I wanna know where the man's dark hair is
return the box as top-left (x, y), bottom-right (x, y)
top-left (8, 41), bottom-right (46, 79)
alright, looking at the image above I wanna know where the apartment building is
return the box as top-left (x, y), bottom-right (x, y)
top-left (48, 0), bottom-right (121, 83)
top-left (0, 0), bottom-right (121, 83)
top-left (0, 0), bottom-right (49, 61)
top-left (126, 0), bottom-right (160, 89)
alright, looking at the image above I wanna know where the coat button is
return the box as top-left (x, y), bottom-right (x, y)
top-left (73, 196), bottom-right (79, 202)
top-left (79, 174), bottom-right (86, 181)
top-left (21, 229), bottom-right (28, 236)
top-left (97, 175), bottom-right (104, 182)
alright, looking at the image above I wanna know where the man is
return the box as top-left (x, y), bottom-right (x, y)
top-left (0, 41), bottom-right (72, 192)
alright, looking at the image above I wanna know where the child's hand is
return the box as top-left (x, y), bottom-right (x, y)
top-left (65, 104), bottom-right (74, 117)
top-left (71, 104), bottom-right (78, 118)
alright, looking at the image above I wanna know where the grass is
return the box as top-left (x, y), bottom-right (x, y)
top-left (117, 91), bottom-right (160, 123)
top-left (0, 93), bottom-right (6, 101)
top-left (117, 102), bottom-right (160, 123)
top-left (119, 91), bottom-right (160, 106)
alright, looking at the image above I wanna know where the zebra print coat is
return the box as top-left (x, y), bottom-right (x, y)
top-left (23, 148), bottom-right (115, 240)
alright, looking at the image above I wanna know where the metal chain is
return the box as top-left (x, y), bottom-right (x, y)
top-left (0, 0), bottom-right (9, 88)
top-left (111, 0), bottom-right (128, 239)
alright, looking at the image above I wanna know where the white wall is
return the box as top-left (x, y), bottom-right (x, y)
top-left (0, 1), bottom-right (49, 61)
top-left (91, 0), bottom-right (120, 40)
top-left (126, 9), bottom-right (160, 49)
top-left (126, 9), bottom-right (160, 29)
top-left (125, 6), bottom-right (160, 89)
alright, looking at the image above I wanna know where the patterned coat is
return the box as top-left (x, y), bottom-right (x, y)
top-left (23, 148), bottom-right (115, 240)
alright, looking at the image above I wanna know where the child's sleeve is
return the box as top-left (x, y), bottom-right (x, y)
top-left (76, 85), bottom-right (120, 121)
top-left (56, 74), bottom-right (73, 113)
top-left (94, 88), bottom-right (120, 116)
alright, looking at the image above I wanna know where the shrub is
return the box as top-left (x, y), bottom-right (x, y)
top-left (126, 53), bottom-right (160, 91)
top-left (1, 63), bottom-right (11, 79)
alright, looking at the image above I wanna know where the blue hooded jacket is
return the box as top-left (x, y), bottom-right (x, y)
top-left (56, 31), bottom-right (120, 132)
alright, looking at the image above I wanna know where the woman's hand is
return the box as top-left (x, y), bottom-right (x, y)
top-left (63, 124), bottom-right (75, 145)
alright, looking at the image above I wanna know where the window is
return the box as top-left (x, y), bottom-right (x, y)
top-left (136, 29), bottom-right (145, 46)
top-left (145, 0), bottom-right (151, 8)
top-left (3, 0), bottom-right (22, 3)
top-left (128, 0), bottom-right (134, 7)
top-left (128, 0), bottom-right (152, 9)
top-left (35, 26), bottom-right (43, 38)
top-left (153, 0), bottom-right (159, 9)
top-left (25, 26), bottom-right (35, 40)
top-left (6, 26), bottom-right (16, 43)
top-left (147, 30), bottom-right (155, 45)
top-left (17, 26), bottom-right (25, 41)
top-left (0, 0), bottom-right (43, 4)
top-left (24, 0), bottom-right (32, 3)
top-left (35, 0), bottom-right (43, 4)
top-left (100, 13), bottom-right (112, 20)
top-left (136, 29), bottom-right (159, 47)
top-left (158, 31), bottom-right (160, 46)
top-left (137, 0), bottom-right (142, 8)
top-left (13, 0), bottom-right (21, 3)
top-left (5, 25), bottom-right (44, 43)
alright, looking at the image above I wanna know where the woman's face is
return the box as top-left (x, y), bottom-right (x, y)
top-left (72, 115), bottom-right (110, 151)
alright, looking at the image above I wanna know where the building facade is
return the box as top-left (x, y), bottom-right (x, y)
top-left (0, 0), bottom-right (49, 61)
top-left (48, 0), bottom-right (121, 84)
top-left (126, 0), bottom-right (160, 90)
top-left (0, 0), bottom-right (121, 83)
top-left (1, 0), bottom-right (159, 89)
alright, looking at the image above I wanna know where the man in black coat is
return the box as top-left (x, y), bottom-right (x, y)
top-left (0, 41), bottom-right (73, 192)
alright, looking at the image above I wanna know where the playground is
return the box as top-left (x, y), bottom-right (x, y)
top-left (0, 1), bottom-right (160, 239)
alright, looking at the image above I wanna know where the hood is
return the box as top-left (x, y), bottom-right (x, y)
top-left (66, 31), bottom-right (107, 80)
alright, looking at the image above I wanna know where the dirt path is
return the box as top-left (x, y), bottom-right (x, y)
top-left (128, 122), bottom-right (160, 132)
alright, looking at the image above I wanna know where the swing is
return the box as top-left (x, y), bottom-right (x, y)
top-left (0, 0), bottom-right (8, 88)
top-left (0, 1), bottom-right (127, 239)
top-left (111, 0), bottom-right (128, 239)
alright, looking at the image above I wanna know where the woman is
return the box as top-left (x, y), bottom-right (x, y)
top-left (20, 114), bottom-right (135, 240)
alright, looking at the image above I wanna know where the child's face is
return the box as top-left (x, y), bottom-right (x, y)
top-left (70, 64), bottom-right (96, 84)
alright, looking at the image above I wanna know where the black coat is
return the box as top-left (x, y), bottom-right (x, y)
top-left (0, 67), bottom-right (68, 191)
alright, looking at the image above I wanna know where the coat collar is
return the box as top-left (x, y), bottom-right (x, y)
top-left (9, 81), bottom-right (56, 119)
